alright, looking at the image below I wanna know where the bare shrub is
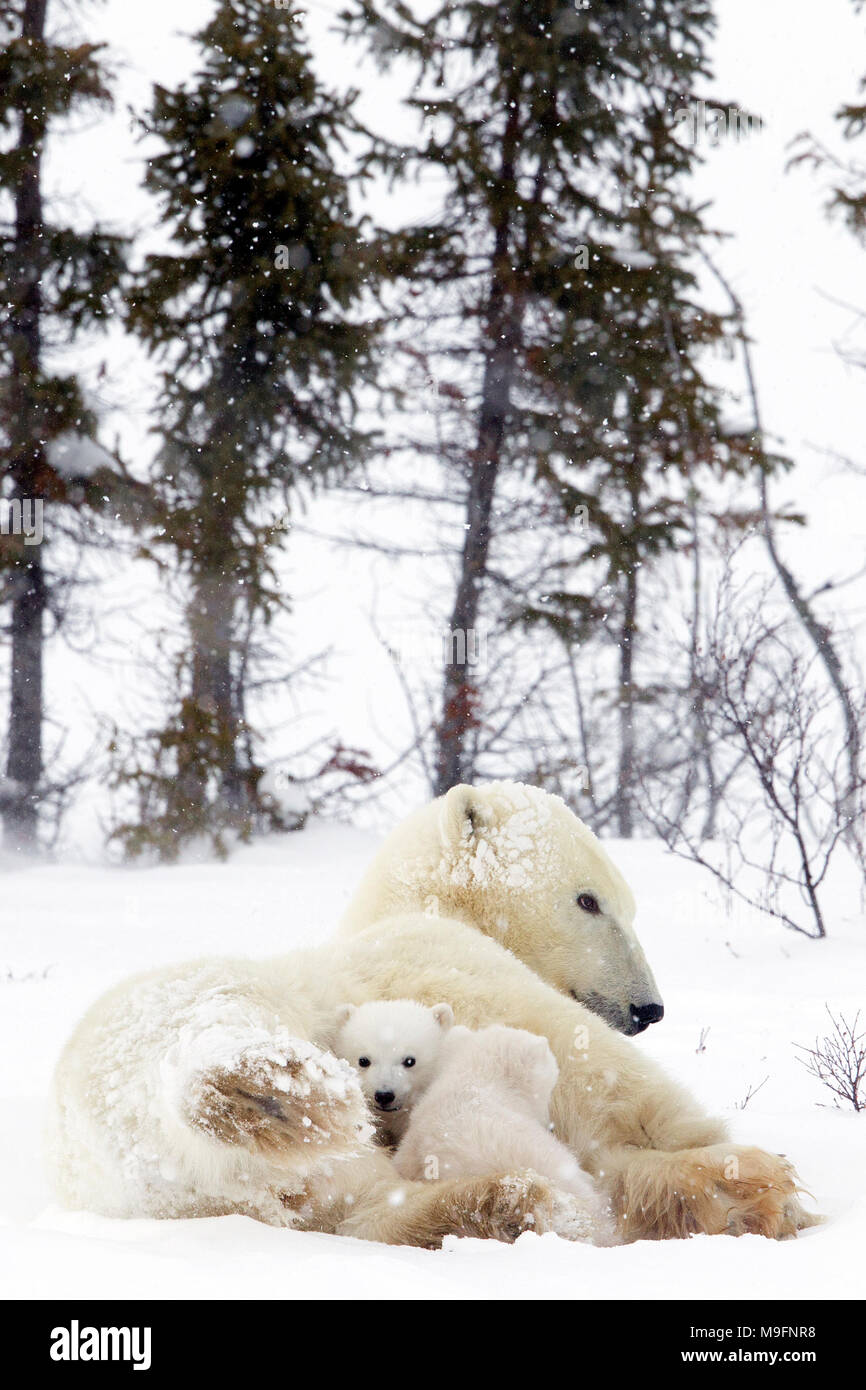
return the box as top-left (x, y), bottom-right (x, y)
top-left (644, 560), bottom-right (864, 938)
top-left (796, 1008), bottom-right (866, 1112)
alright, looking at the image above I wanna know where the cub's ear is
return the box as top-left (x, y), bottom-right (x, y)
top-left (334, 1003), bottom-right (356, 1028)
top-left (431, 1002), bottom-right (454, 1031)
top-left (437, 783), bottom-right (492, 846)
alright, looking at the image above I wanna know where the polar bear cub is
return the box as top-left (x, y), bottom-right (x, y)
top-left (393, 1022), bottom-right (587, 1195)
top-left (334, 999), bottom-right (454, 1146)
top-left (393, 1021), bottom-right (617, 1242)
top-left (337, 1000), bottom-right (614, 1243)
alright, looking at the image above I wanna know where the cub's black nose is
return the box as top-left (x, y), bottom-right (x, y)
top-left (374, 1090), bottom-right (395, 1108)
top-left (630, 1002), bottom-right (665, 1032)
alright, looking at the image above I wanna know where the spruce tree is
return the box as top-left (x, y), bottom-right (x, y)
top-left (117, 0), bottom-right (383, 859)
top-left (519, 109), bottom-right (758, 835)
top-left (345, 0), bottom-right (753, 802)
top-left (0, 0), bottom-right (126, 851)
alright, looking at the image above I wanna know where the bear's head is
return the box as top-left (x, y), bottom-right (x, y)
top-left (343, 780), bottom-right (663, 1036)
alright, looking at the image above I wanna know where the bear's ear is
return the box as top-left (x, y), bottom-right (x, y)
top-left (432, 1002), bottom-right (454, 1032)
top-left (335, 1004), bottom-right (356, 1028)
top-left (437, 783), bottom-right (492, 847)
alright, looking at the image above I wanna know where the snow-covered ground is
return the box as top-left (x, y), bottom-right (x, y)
top-left (1, 822), bottom-right (863, 1300)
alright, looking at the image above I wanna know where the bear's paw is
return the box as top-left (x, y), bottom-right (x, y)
top-left (186, 1036), bottom-right (374, 1165)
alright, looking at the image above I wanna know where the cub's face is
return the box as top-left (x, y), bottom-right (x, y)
top-left (334, 999), bottom-right (453, 1121)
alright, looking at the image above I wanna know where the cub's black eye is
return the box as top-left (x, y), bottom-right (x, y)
top-left (577, 892), bottom-right (601, 915)
top-left (402, 1056), bottom-right (416, 1068)
top-left (358, 1057), bottom-right (371, 1068)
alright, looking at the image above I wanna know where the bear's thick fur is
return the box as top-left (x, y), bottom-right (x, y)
top-left (48, 781), bottom-right (816, 1246)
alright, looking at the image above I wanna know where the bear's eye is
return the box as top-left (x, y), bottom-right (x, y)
top-left (358, 1057), bottom-right (371, 1068)
top-left (576, 892), bottom-right (601, 915)
top-left (402, 1056), bottom-right (416, 1068)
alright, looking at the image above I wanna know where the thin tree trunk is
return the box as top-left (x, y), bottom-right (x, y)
top-left (188, 571), bottom-right (237, 752)
top-left (614, 444), bottom-right (644, 839)
top-left (565, 645), bottom-right (599, 818)
top-left (660, 309), bottom-right (719, 837)
top-left (686, 496), bottom-right (720, 838)
top-left (757, 467), bottom-right (861, 825)
top-left (433, 81), bottom-right (524, 796)
top-left (183, 479), bottom-right (249, 820)
top-left (3, 0), bottom-right (49, 852)
top-left (178, 316), bottom-right (259, 824)
top-left (616, 559), bottom-right (638, 838)
top-left (703, 253), bottom-right (862, 828)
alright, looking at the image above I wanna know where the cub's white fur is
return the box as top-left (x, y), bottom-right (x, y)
top-left (334, 999), bottom-right (453, 1145)
top-left (394, 1022), bottom-right (616, 1243)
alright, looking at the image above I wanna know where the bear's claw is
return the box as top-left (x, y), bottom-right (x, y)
top-left (187, 1037), bottom-right (374, 1166)
top-left (436, 1172), bottom-right (558, 1246)
top-left (613, 1144), bottom-right (821, 1242)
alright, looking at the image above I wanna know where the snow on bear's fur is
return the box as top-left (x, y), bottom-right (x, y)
top-left (334, 999), bottom-right (454, 1146)
top-left (393, 1022), bottom-right (617, 1245)
top-left (48, 781), bottom-right (817, 1246)
top-left (341, 779), bottom-right (662, 1036)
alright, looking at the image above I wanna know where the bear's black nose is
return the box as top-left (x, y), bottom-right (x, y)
top-left (374, 1090), bottom-right (396, 1108)
top-left (630, 1002), bottom-right (665, 1032)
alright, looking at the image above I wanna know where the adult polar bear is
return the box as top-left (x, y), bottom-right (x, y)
top-left (49, 781), bottom-right (814, 1246)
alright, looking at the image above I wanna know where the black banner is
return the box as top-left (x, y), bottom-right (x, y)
top-left (1, 1299), bottom-right (859, 1374)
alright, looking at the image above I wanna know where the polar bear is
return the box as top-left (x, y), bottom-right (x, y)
top-left (393, 1022), bottom-right (615, 1244)
top-left (48, 781), bottom-right (816, 1246)
top-left (334, 999), bottom-right (454, 1145)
